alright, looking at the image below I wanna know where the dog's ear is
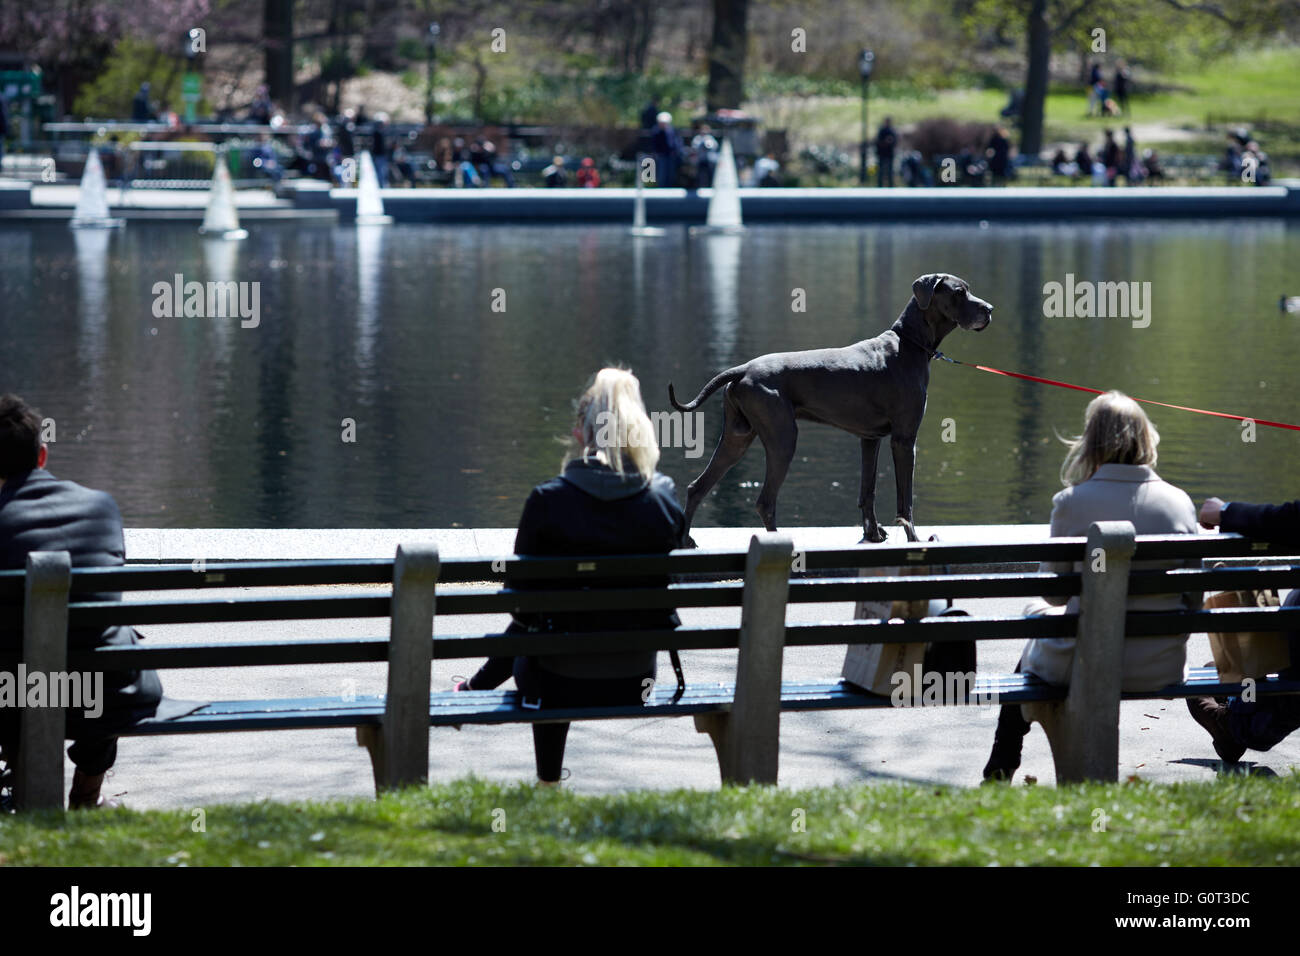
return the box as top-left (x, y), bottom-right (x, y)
top-left (912, 274), bottom-right (944, 310)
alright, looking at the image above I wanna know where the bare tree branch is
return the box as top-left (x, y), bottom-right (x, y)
top-left (1051, 0), bottom-right (1095, 37)
top-left (1157, 0), bottom-right (1241, 26)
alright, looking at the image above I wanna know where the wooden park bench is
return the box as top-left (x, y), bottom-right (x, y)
top-left (2, 523), bottom-right (1298, 810)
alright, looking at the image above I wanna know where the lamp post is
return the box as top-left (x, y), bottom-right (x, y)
top-left (424, 21), bottom-right (441, 126)
top-left (858, 48), bottom-right (874, 185)
top-left (180, 30), bottom-right (201, 125)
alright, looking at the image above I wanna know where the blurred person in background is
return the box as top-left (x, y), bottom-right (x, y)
top-left (575, 157), bottom-right (600, 188)
top-left (542, 155), bottom-right (568, 187)
top-left (691, 124), bottom-right (719, 188)
top-left (651, 111), bottom-right (682, 187)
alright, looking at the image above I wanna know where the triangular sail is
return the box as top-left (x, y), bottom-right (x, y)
top-left (357, 151), bottom-right (387, 220)
top-left (705, 138), bottom-right (743, 229)
top-left (72, 150), bottom-right (112, 223)
top-left (201, 161), bottom-right (243, 234)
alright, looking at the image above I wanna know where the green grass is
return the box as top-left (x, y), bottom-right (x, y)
top-left (756, 46), bottom-right (1300, 169)
top-left (4, 774), bottom-right (1300, 866)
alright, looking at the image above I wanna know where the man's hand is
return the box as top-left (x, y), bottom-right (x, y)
top-left (1199, 497), bottom-right (1225, 530)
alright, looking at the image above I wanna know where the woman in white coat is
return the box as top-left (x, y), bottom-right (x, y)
top-left (983, 391), bottom-right (1200, 781)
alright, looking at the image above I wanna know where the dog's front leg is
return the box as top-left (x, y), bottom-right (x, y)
top-left (890, 433), bottom-right (917, 528)
top-left (858, 437), bottom-right (887, 543)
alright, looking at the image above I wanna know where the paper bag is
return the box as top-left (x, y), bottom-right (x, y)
top-left (841, 563), bottom-right (940, 697)
top-left (1206, 588), bottom-right (1291, 683)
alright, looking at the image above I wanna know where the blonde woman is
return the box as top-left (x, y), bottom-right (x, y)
top-left (458, 368), bottom-right (686, 784)
top-left (983, 391), bottom-right (1200, 781)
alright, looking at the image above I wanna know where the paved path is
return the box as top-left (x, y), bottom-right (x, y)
top-left (92, 525), bottom-right (1298, 809)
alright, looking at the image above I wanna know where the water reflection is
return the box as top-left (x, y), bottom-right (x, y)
top-left (700, 232), bottom-right (742, 367)
top-left (201, 236), bottom-right (239, 357)
top-left (2, 218), bottom-right (1296, 530)
top-left (73, 228), bottom-right (111, 380)
top-left (355, 223), bottom-right (385, 376)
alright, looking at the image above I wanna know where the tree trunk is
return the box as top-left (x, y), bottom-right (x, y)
top-left (264, 0), bottom-right (295, 109)
top-left (363, 0), bottom-right (402, 71)
top-left (1020, 0), bottom-right (1051, 157)
top-left (634, 1), bottom-right (656, 74)
top-left (471, 52), bottom-right (488, 122)
top-left (706, 0), bottom-right (748, 110)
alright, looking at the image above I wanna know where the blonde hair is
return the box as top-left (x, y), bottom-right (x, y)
top-left (1059, 391), bottom-right (1159, 486)
top-left (563, 367), bottom-right (660, 482)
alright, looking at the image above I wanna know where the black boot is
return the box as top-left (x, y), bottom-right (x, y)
top-left (983, 702), bottom-right (1030, 782)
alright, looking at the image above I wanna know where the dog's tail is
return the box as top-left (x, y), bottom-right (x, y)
top-left (668, 366), bottom-right (746, 412)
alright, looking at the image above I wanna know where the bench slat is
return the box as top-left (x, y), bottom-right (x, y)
top-left (15, 606), bottom-right (1300, 675)
top-left (55, 572), bottom-right (1083, 630)
top-left (115, 668), bottom-right (1300, 737)
top-left (32, 614), bottom-right (1077, 672)
top-left (0, 532), bottom-right (1292, 603)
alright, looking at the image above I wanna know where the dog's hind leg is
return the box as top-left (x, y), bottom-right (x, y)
top-left (682, 393), bottom-right (755, 545)
top-left (752, 406), bottom-right (798, 533)
top-left (858, 437), bottom-right (887, 544)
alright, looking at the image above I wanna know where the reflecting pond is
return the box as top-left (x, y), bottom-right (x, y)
top-left (1, 218), bottom-right (1296, 529)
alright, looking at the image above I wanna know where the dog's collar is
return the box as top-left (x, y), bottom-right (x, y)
top-left (894, 328), bottom-right (943, 361)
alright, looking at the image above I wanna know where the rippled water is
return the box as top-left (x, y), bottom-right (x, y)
top-left (1, 218), bottom-right (1296, 529)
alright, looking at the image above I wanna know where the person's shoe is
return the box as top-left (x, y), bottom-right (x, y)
top-left (68, 770), bottom-right (121, 810)
top-left (1186, 696), bottom-right (1247, 764)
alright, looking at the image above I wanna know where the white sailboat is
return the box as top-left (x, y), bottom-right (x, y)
top-left (198, 160), bottom-right (248, 240)
top-left (690, 137), bottom-right (744, 235)
top-left (69, 149), bottom-right (125, 229)
top-left (355, 151), bottom-right (394, 225)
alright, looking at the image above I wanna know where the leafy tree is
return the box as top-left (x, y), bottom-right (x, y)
top-left (0, 0), bottom-right (213, 115)
top-left (966, 0), bottom-right (1295, 155)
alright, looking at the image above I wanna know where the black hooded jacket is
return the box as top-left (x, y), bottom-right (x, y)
top-left (507, 456), bottom-right (686, 679)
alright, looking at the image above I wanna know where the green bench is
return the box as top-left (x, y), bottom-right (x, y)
top-left (2, 524), bottom-right (1298, 810)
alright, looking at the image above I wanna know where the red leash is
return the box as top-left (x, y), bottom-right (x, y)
top-left (933, 352), bottom-right (1300, 432)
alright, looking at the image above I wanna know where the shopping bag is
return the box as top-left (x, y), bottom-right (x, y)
top-left (1206, 586), bottom-right (1291, 683)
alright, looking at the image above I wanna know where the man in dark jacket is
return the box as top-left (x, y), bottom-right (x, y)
top-left (1188, 495), bottom-right (1300, 762)
top-left (1113, 61), bottom-right (1131, 115)
top-left (650, 111), bottom-right (682, 187)
top-left (986, 126), bottom-right (1012, 185)
top-left (875, 118), bottom-right (898, 188)
top-left (130, 83), bottom-right (153, 122)
top-left (1100, 129), bottom-right (1120, 186)
top-left (0, 395), bottom-right (163, 808)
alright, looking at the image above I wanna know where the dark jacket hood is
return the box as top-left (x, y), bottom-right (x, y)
top-left (559, 457), bottom-right (651, 502)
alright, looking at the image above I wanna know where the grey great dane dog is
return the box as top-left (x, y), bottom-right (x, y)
top-left (668, 273), bottom-right (993, 544)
